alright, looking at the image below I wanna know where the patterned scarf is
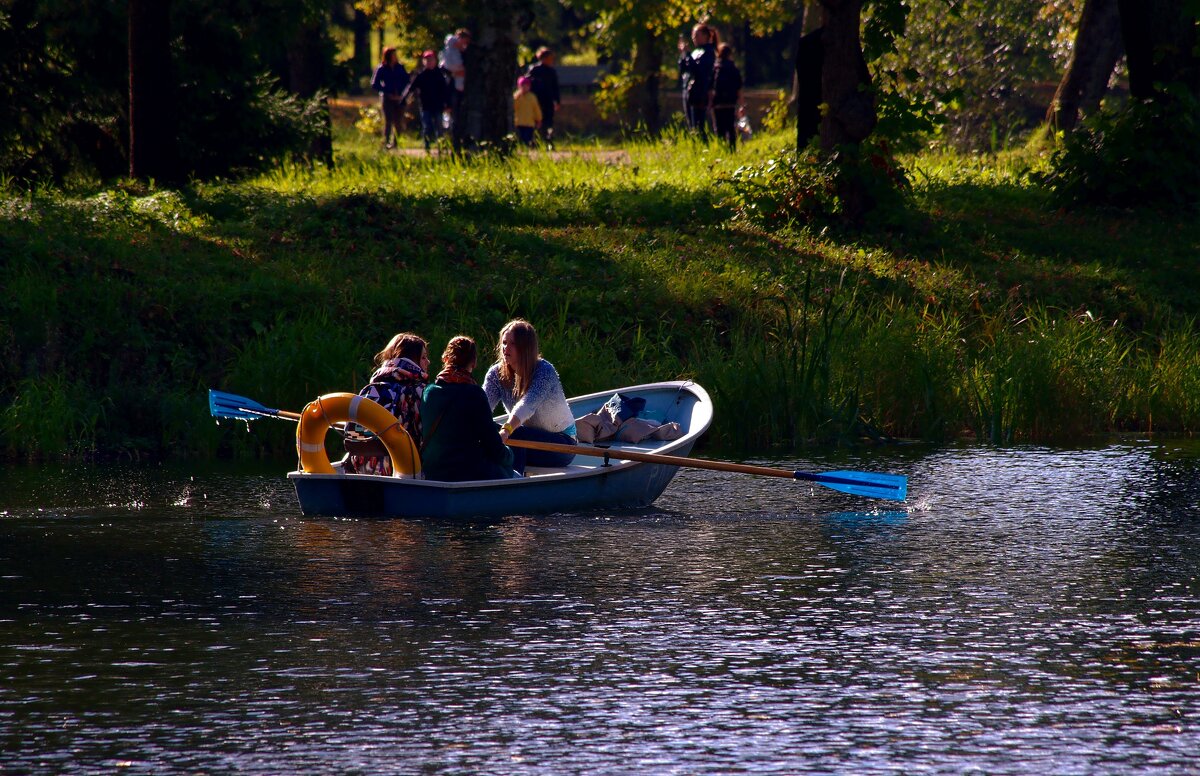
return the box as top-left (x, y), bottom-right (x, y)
top-left (371, 357), bottom-right (427, 385)
top-left (436, 366), bottom-right (476, 385)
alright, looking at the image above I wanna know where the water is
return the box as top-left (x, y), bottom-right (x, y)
top-left (2, 444), bottom-right (1199, 774)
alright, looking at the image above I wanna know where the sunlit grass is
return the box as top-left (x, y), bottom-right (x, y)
top-left (2, 127), bottom-right (1199, 459)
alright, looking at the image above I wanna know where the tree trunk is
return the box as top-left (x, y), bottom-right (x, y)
top-left (478, 19), bottom-right (519, 144)
top-left (631, 25), bottom-right (663, 133)
top-left (1048, 0), bottom-right (1123, 131)
top-left (286, 18), bottom-right (333, 165)
top-left (1118, 0), bottom-right (1200, 99)
top-left (818, 0), bottom-right (875, 151)
top-left (127, 0), bottom-right (178, 182)
top-left (787, 1), bottom-right (811, 113)
top-left (818, 0), bottom-right (877, 223)
top-left (353, 10), bottom-right (371, 89)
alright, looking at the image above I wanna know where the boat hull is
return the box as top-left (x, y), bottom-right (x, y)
top-left (288, 381), bottom-right (712, 519)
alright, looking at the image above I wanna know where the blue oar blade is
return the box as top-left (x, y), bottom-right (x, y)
top-left (208, 389), bottom-right (278, 421)
top-left (795, 470), bottom-right (908, 501)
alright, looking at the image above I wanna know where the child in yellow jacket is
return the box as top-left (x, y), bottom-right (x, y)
top-left (513, 76), bottom-right (542, 147)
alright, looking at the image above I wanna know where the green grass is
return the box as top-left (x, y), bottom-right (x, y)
top-left (2, 127), bottom-right (1199, 460)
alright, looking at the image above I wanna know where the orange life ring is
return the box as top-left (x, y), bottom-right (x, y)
top-left (296, 392), bottom-right (420, 477)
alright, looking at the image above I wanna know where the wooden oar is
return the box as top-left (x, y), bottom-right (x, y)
top-left (210, 388), bottom-right (907, 501)
top-left (506, 438), bottom-right (908, 502)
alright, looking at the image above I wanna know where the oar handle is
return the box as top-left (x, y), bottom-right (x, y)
top-left (505, 438), bottom-right (797, 479)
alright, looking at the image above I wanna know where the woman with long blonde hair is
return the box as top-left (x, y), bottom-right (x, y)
top-left (483, 319), bottom-right (576, 473)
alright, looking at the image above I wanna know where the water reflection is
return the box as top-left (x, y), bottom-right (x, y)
top-left (1, 443), bottom-right (1199, 773)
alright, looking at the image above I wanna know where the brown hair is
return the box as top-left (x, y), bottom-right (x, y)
top-left (441, 335), bottom-right (477, 370)
top-left (375, 332), bottom-right (427, 366)
top-left (717, 43), bottom-right (733, 60)
top-left (496, 319), bottom-right (539, 399)
top-left (381, 46), bottom-right (397, 66)
top-left (693, 23), bottom-right (719, 48)
top-left (536, 47), bottom-right (554, 61)
top-left (455, 28), bottom-right (472, 39)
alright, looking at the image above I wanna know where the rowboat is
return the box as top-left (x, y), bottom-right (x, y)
top-left (287, 380), bottom-right (714, 519)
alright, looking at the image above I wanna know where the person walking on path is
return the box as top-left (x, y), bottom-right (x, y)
top-left (678, 23), bottom-right (718, 138)
top-left (525, 47), bottom-right (561, 149)
top-left (711, 43), bottom-right (743, 151)
top-left (372, 47), bottom-right (410, 149)
top-left (513, 76), bottom-right (542, 148)
top-left (401, 50), bottom-right (452, 152)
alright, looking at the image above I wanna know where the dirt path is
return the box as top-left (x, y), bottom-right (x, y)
top-left (387, 146), bottom-right (632, 163)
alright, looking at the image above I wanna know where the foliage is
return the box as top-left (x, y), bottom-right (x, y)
top-left (874, 0), bottom-right (1072, 150)
top-left (1044, 89), bottom-right (1200, 208)
top-left (760, 90), bottom-right (792, 133)
top-left (0, 0), bottom-right (336, 184)
top-left (725, 143), bottom-right (910, 227)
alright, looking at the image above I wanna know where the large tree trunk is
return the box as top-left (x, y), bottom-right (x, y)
top-left (1118, 0), bottom-right (1200, 99)
top-left (631, 25), bottom-right (663, 133)
top-left (286, 18), bottom-right (333, 165)
top-left (787, 1), bottom-right (812, 116)
top-left (459, 9), bottom-right (519, 146)
top-left (352, 10), bottom-right (372, 89)
top-left (1048, 0), bottom-right (1123, 131)
top-left (127, 0), bottom-right (178, 182)
top-left (818, 0), bottom-right (876, 222)
top-left (818, 0), bottom-right (875, 151)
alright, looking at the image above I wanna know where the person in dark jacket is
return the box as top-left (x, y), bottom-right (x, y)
top-left (525, 47), bottom-right (561, 148)
top-left (678, 23), bottom-right (718, 137)
top-left (401, 50), bottom-right (452, 151)
top-left (371, 47), bottom-right (410, 149)
top-left (421, 336), bottom-right (517, 482)
top-left (711, 43), bottom-right (743, 151)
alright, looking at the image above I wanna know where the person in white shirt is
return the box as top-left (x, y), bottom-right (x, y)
top-left (440, 28), bottom-right (471, 148)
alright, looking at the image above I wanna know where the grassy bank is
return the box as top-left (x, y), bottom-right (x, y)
top-left (2, 128), bottom-right (1198, 461)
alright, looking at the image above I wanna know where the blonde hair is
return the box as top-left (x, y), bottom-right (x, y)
top-left (441, 335), bottom-right (477, 370)
top-left (496, 319), bottom-right (539, 399)
top-left (375, 332), bottom-right (427, 367)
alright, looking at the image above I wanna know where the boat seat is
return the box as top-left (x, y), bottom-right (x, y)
top-left (524, 463), bottom-right (593, 477)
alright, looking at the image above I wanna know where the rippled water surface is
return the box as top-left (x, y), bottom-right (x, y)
top-left (2, 444), bottom-right (1199, 774)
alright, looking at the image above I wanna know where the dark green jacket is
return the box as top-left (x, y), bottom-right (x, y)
top-left (421, 381), bottom-right (515, 482)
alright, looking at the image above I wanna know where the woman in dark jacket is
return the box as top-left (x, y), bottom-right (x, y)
top-left (371, 47), bottom-right (410, 149)
top-left (711, 43), bottom-right (743, 151)
top-left (421, 336), bottom-right (517, 482)
top-left (678, 23), bottom-right (718, 137)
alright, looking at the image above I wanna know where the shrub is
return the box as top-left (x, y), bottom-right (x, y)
top-left (1044, 89), bottom-right (1200, 208)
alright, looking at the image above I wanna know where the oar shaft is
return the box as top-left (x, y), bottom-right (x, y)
top-left (505, 438), bottom-right (797, 479)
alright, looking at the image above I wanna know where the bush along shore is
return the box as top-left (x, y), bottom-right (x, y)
top-left (2, 129), bottom-right (1199, 461)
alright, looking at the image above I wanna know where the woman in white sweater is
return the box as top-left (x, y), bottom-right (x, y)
top-left (483, 319), bottom-right (577, 473)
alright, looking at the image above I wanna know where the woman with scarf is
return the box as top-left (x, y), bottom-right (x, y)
top-left (348, 331), bottom-right (429, 476)
top-left (483, 319), bottom-right (577, 474)
top-left (421, 336), bottom-right (517, 482)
